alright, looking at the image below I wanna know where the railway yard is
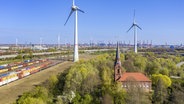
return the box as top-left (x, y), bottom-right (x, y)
top-left (0, 58), bottom-right (73, 104)
top-left (0, 59), bottom-right (53, 86)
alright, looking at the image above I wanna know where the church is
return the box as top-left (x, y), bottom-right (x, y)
top-left (114, 42), bottom-right (152, 91)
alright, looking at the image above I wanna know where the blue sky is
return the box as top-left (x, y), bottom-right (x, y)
top-left (0, 0), bottom-right (183, 45)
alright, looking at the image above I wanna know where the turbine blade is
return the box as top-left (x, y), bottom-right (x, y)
top-left (77, 8), bottom-right (85, 13)
top-left (133, 9), bottom-right (136, 23)
top-left (64, 10), bottom-right (74, 26)
top-left (72, 0), bottom-right (75, 6)
top-left (127, 25), bottom-right (134, 32)
top-left (136, 24), bottom-right (142, 30)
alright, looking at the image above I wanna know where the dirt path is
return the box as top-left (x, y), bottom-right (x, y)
top-left (176, 61), bottom-right (184, 68)
top-left (0, 61), bottom-right (73, 104)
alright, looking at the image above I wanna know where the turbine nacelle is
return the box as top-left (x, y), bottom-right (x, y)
top-left (133, 21), bottom-right (136, 25)
top-left (72, 5), bottom-right (78, 11)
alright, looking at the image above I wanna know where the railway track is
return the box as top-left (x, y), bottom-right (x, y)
top-left (0, 59), bottom-right (63, 87)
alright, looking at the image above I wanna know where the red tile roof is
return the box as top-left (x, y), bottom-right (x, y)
top-left (118, 72), bottom-right (151, 82)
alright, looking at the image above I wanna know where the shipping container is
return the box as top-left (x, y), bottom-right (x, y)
top-left (0, 66), bottom-right (5, 69)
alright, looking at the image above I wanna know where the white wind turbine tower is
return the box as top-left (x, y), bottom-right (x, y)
top-left (64, 0), bottom-right (84, 62)
top-left (127, 10), bottom-right (142, 53)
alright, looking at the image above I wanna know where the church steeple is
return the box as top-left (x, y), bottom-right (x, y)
top-left (114, 42), bottom-right (122, 81)
top-left (115, 42), bottom-right (121, 66)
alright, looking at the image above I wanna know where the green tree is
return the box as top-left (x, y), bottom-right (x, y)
top-left (168, 81), bottom-right (184, 104)
top-left (123, 59), bottom-right (137, 72)
top-left (55, 96), bottom-right (64, 104)
top-left (15, 54), bottom-right (23, 60)
top-left (153, 79), bottom-right (168, 104)
top-left (100, 65), bottom-right (113, 86)
top-left (133, 55), bottom-right (147, 72)
top-left (16, 86), bottom-right (50, 104)
top-left (145, 60), bottom-right (161, 75)
top-left (18, 97), bottom-right (45, 104)
top-left (81, 73), bottom-right (101, 94)
top-left (159, 68), bottom-right (169, 76)
top-left (81, 94), bottom-right (93, 104)
top-left (151, 74), bottom-right (172, 88)
top-left (29, 51), bottom-right (33, 59)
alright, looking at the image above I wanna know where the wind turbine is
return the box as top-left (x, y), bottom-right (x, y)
top-left (64, 0), bottom-right (84, 62)
top-left (127, 10), bottom-right (142, 53)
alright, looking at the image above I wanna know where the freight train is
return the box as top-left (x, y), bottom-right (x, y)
top-left (0, 59), bottom-right (48, 73)
top-left (0, 59), bottom-right (52, 86)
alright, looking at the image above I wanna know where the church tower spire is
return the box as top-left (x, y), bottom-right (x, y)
top-left (114, 42), bottom-right (122, 81)
top-left (115, 42), bottom-right (121, 66)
